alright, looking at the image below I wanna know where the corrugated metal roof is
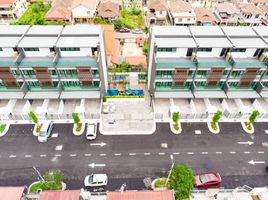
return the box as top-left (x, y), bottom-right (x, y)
top-left (39, 190), bottom-right (80, 200)
top-left (0, 186), bottom-right (25, 200)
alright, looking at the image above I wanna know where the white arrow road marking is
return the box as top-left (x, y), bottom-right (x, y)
top-left (237, 141), bottom-right (254, 145)
top-left (248, 160), bottom-right (266, 165)
top-left (90, 142), bottom-right (107, 147)
top-left (88, 163), bottom-right (106, 168)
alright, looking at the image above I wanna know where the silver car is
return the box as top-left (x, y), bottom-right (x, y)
top-left (38, 121), bottom-right (53, 143)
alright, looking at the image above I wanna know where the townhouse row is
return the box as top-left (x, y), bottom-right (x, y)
top-left (0, 25), bottom-right (108, 99)
top-left (148, 25), bottom-right (268, 99)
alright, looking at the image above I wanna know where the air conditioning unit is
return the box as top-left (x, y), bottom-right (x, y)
top-left (259, 53), bottom-right (267, 62)
top-left (190, 52), bottom-right (196, 62)
top-left (225, 52), bottom-right (231, 62)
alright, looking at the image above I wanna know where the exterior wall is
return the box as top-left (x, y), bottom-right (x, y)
top-left (0, 48), bottom-right (16, 57)
top-left (60, 48), bottom-right (93, 57)
top-left (196, 48), bottom-right (222, 58)
top-left (231, 48), bottom-right (256, 58)
top-left (240, 12), bottom-right (264, 26)
top-left (155, 10), bottom-right (167, 18)
top-left (23, 48), bottom-right (50, 57)
top-left (156, 48), bottom-right (188, 58)
top-left (0, 0), bottom-right (28, 22)
top-left (123, 0), bottom-right (143, 9)
top-left (72, 6), bottom-right (94, 18)
top-left (172, 11), bottom-right (196, 25)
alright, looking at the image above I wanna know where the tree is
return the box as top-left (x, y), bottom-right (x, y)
top-left (143, 26), bottom-right (150, 35)
top-left (142, 40), bottom-right (148, 56)
top-left (249, 110), bottom-right (260, 124)
top-left (168, 164), bottom-right (195, 200)
top-left (113, 19), bottom-right (124, 30)
top-left (212, 110), bottom-right (222, 123)
top-left (28, 111), bottom-right (38, 124)
top-left (72, 112), bottom-right (80, 125)
top-left (172, 112), bottom-right (179, 123)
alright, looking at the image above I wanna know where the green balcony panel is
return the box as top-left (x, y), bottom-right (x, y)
top-left (62, 86), bottom-right (99, 91)
top-left (0, 60), bottom-right (16, 67)
top-left (56, 58), bottom-right (97, 67)
top-left (0, 86), bottom-right (22, 91)
top-left (157, 62), bottom-right (196, 67)
top-left (18, 59), bottom-right (54, 67)
top-left (198, 61), bottom-right (232, 67)
top-left (195, 86), bottom-right (224, 90)
top-left (155, 86), bottom-right (191, 91)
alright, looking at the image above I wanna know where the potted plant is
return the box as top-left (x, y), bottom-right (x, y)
top-left (242, 110), bottom-right (259, 134)
top-left (28, 111), bottom-right (42, 136)
top-left (72, 112), bottom-right (85, 136)
top-left (208, 110), bottom-right (222, 134)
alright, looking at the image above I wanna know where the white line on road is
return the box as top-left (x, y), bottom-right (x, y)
top-left (258, 151), bottom-right (265, 154)
top-left (216, 152), bottom-right (222, 154)
top-left (40, 154), bottom-right (47, 157)
top-left (230, 152), bottom-right (236, 154)
top-left (55, 154), bottom-right (61, 157)
top-left (69, 154), bottom-right (77, 157)
top-left (144, 153), bottom-right (150, 155)
top-left (173, 152), bottom-right (180, 155)
top-left (84, 154), bottom-right (91, 157)
top-left (158, 152), bottom-right (165, 155)
top-left (244, 152), bottom-right (251, 154)
top-left (129, 153), bottom-right (136, 156)
top-left (201, 152), bottom-right (208, 154)
top-left (9, 154), bottom-right (16, 158)
top-left (52, 133), bottom-right (58, 138)
top-left (55, 145), bottom-right (63, 151)
top-left (265, 130), bottom-right (268, 134)
top-left (195, 130), bottom-right (201, 135)
top-left (187, 152), bottom-right (194, 155)
top-left (25, 155), bottom-right (32, 158)
top-left (114, 153), bottom-right (121, 156)
top-left (99, 154), bottom-right (106, 156)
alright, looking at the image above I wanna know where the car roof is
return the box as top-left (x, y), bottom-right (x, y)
top-left (87, 124), bottom-right (95, 132)
top-left (92, 174), bottom-right (107, 182)
top-left (40, 121), bottom-right (52, 131)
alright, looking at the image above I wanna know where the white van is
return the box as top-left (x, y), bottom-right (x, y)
top-left (84, 174), bottom-right (108, 187)
top-left (38, 121), bottom-right (54, 143)
top-left (86, 123), bottom-right (97, 140)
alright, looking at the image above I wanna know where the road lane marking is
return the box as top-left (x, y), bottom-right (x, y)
top-left (244, 152), bottom-right (250, 154)
top-left (265, 130), bottom-right (268, 134)
top-left (216, 152), bottom-right (222, 154)
top-left (69, 154), bottom-right (77, 157)
top-left (129, 153), bottom-right (136, 156)
top-left (230, 152), bottom-right (236, 154)
top-left (173, 152), bottom-right (180, 155)
top-left (144, 153), bottom-right (150, 155)
top-left (55, 154), bottom-right (61, 157)
top-left (187, 152), bottom-right (194, 155)
top-left (100, 154), bottom-right (106, 156)
top-left (195, 130), bottom-right (201, 134)
top-left (161, 143), bottom-right (168, 148)
top-left (9, 154), bottom-right (16, 158)
top-left (84, 154), bottom-right (91, 157)
top-left (114, 153), bottom-right (121, 156)
top-left (25, 155), bottom-right (32, 158)
top-left (55, 145), bottom-right (63, 151)
top-left (201, 152), bottom-right (208, 154)
top-left (52, 133), bottom-right (58, 138)
top-left (40, 154), bottom-right (47, 157)
top-left (258, 151), bottom-right (264, 154)
top-left (158, 152), bottom-right (165, 155)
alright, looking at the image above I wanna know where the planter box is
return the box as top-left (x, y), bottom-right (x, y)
top-left (28, 181), bottom-right (66, 194)
top-left (33, 124), bottom-right (42, 136)
top-left (0, 123), bottom-right (10, 137)
top-left (169, 119), bottom-right (182, 134)
top-left (241, 121), bottom-right (255, 134)
top-left (207, 121), bottom-right (220, 134)
top-left (72, 122), bottom-right (85, 136)
top-left (151, 178), bottom-right (167, 191)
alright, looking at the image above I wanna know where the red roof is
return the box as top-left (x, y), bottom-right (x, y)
top-left (261, 18), bottom-right (268, 26)
top-left (0, 187), bottom-right (25, 200)
top-left (107, 190), bottom-right (175, 200)
top-left (40, 190), bottom-right (80, 200)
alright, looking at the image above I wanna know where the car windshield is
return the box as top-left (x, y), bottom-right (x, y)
top-left (199, 175), bottom-right (207, 184)
top-left (39, 131), bottom-right (46, 137)
top-left (88, 175), bottom-right (94, 184)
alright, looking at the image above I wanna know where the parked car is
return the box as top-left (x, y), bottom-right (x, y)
top-left (194, 172), bottom-right (222, 187)
top-left (38, 121), bottom-right (54, 143)
top-left (84, 174), bottom-right (108, 187)
top-left (132, 28), bottom-right (143, 34)
top-left (119, 28), bottom-right (130, 33)
top-left (86, 123), bottom-right (97, 140)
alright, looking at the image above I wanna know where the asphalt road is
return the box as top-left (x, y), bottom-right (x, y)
top-left (0, 122), bottom-right (268, 191)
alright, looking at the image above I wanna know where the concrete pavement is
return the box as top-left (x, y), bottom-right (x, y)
top-left (0, 122), bottom-right (267, 191)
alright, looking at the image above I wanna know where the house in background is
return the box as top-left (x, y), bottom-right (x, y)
top-left (97, 0), bottom-right (120, 21)
top-left (122, 0), bottom-right (142, 9)
top-left (252, 0), bottom-right (267, 7)
top-left (237, 3), bottom-right (264, 26)
top-left (195, 7), bottom-right (218, 25)
top-left (0, 0), bottom-right (29, 24)
top-left (167, 0), bottom-right (196, 26)
top-left (45, 0), bottom-right (72, 22)
top-left (147, 0), bottom-right (168, 25)
top-left (214, 2), bottom-right (240, 26)
top-left (184, 0), bottom-right (212, 9)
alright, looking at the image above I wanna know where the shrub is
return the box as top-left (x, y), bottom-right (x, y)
top-left (0, 124), bottom-right (6, 133)
top-left (172, 112), bottom-right (179, 123)
top-left (142, 40), bottom-right (148, 56)
top-left (173, 122), bottom-right (179, 131)
top-left (72, 113), bottom-right (80, 125)
top-left (154, 178), bottom-right (167, 188)
top-left (103, 96), bottom-right (107, 103)
top-left (36, 124), bottom-right (42, 133)
top-left (212, 110), bottom-right (222, 123)
top-left (249, 110), bottom-right (260, 124)
top-left (28, 111), bottom-right (38, 124)
top-left (75, 123), bottom-right (82, 132)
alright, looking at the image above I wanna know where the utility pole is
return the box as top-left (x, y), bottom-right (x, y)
top-left (33, 166), bottom-right (45, 182)
top-left (165, 154), bottom-right (174, 187)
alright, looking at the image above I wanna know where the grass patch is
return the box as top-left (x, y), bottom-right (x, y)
top-left (75, 123), bottom-right (82, 132)
top-left (0, 124), bottom-right (6, 133)
top-left (154, 178), bottom-right (167, 188)
top-left (121, 9), bottom-right (144, 29)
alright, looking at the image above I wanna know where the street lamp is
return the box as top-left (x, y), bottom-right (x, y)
top-left (33, 166), bottom-right (45, 182)
top-left (165, 154), bottom-right (174, 187)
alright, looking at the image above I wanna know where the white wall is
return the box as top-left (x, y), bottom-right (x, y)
top-left (72, 6), bottom-right (93, 18)
top-left (60, 48), bottom-right (93, 57)
top-left (155, 11), bottom-right (167, 18)
top-left (231, 48), bottom-right (256, 58)
top-left (156, 48), bottom-right (188, 58)
top-left (197, 48), bottom-right (222, 58)
top-left (0, 48), bottom-right (16, 57)
top-left (23, 48), bottom-right (50, 57)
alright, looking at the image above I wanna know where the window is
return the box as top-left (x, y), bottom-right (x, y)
top-left (253, 49), bottom-right (263, 57)
top-left (197, 48), bottom-right (212, 52)
top-left (157, 48), bottom-right (176, 52)
top-left (60, 47), bottom-right (80, 51)
top-left (0, 48), bottom-right (2, 51)
top-left (255, 14), bottom-right (259, 19)
top-left (232, 48), bottom-right (246, 52)
top-left (24, 48), bottom-right (39, 51)
top-left (220, 48), bottom-right (228, 56)
top-left (186, 48), bottom-right (193, 56)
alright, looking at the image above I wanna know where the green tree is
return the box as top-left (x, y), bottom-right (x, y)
top-left (212, 110), bottom-right (222, 123)
top-left (28, 111), bottom-right (38, 124)
top-left (172, 112), bottom-right (179, 123)
top-left (72, 112), bottom-right (80, 125)
top-left (113, 19), bottom-right (124, 30)
top-left (142, 40), bottom-right (148, 56)
top-left (168, 165), bottom-right (195, 200)
top-left (249, 110), bottom-right (260, 124)
top-left (143, 26), bottom-right (150, 35)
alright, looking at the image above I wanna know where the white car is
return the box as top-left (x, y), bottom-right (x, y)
top-left (132, 28), bottom-right (143, 34)
top-left (38, 121), bottom-right (53, 143)
top-left (86, 123), bottom-right (97, 140)
top-left (84, 174), bottom-right (108, 187)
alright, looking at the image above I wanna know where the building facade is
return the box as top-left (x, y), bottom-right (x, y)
top-left (0, 25), bottom-right (108, 99)
top-left (123, 0), bottom-right (143, 9)
top-left (148, 26), bottom-right (268, 99)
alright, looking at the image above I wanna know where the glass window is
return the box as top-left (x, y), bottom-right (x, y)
top-left (232, 48), bottom-right (247, 52)
top-left (0, 48), bottom-right (2, 51)
top-left (197, 48), bottom-right (212, 52)
top-left (24, 48), bottom-right (39, 51)
top-left (157, 48), bottom-right (176, 52)
top-left (60, 47), bottom-right (80, 51)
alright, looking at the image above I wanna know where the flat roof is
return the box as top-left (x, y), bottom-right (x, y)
top-left (230, 38), bottom-right (267, 48)
top-left (195, 37), bottom-right (232, 47)
top-left (190, 26), bottom-right (225, 36)
top-left (0, 25), bottom-right (29, 35)
top-left (221, 26), bottom-right (257, 37)
top-left (153, 26), bottom-right (191, 36)
top-left (0, 187), bottom-right (25, 200)
top-left (0, 36), bottom-right (22, 47)
top-left (26, 25), bottom-right (63, 35)
top-left (56, 36), bottom-right (99, 47)
top-left (155, 37), bottom-right (196, 48)
top-left (18, 36), bottom-right (58, 47)
top-left (61, 25), bottom-right (101, 35)
top-left (253, 26), bottom-right (268, 37)
top-left (40, 190), bottom-right (80, 200)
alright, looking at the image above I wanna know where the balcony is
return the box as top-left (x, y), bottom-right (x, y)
top-left (0, 57), bottom-right (17, 67)
top-left (155, 84), bottom-right (193, 98)
top-left (60, 83), bottom-right (100, 99)
top-left (196, 57), bottom-right (232, 67)
top-left (156, 57), bottom-right (196, 68)
top-left (18, 57), bottom-right (54, 67)
top-left (0, 82), bottom-right (26, 99)
top-left (231, 57), bottom-right (267, 68)
top-left (56, 56), bottom-right (97, 67)
top-left (256, 82), bottom-right (268, 98)
top-left (24, 82), bottom-right (60, 99)
top-left (225, 82), bottom-right (260, 98)
top-left (193, 82), bottom-right (227, 98)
